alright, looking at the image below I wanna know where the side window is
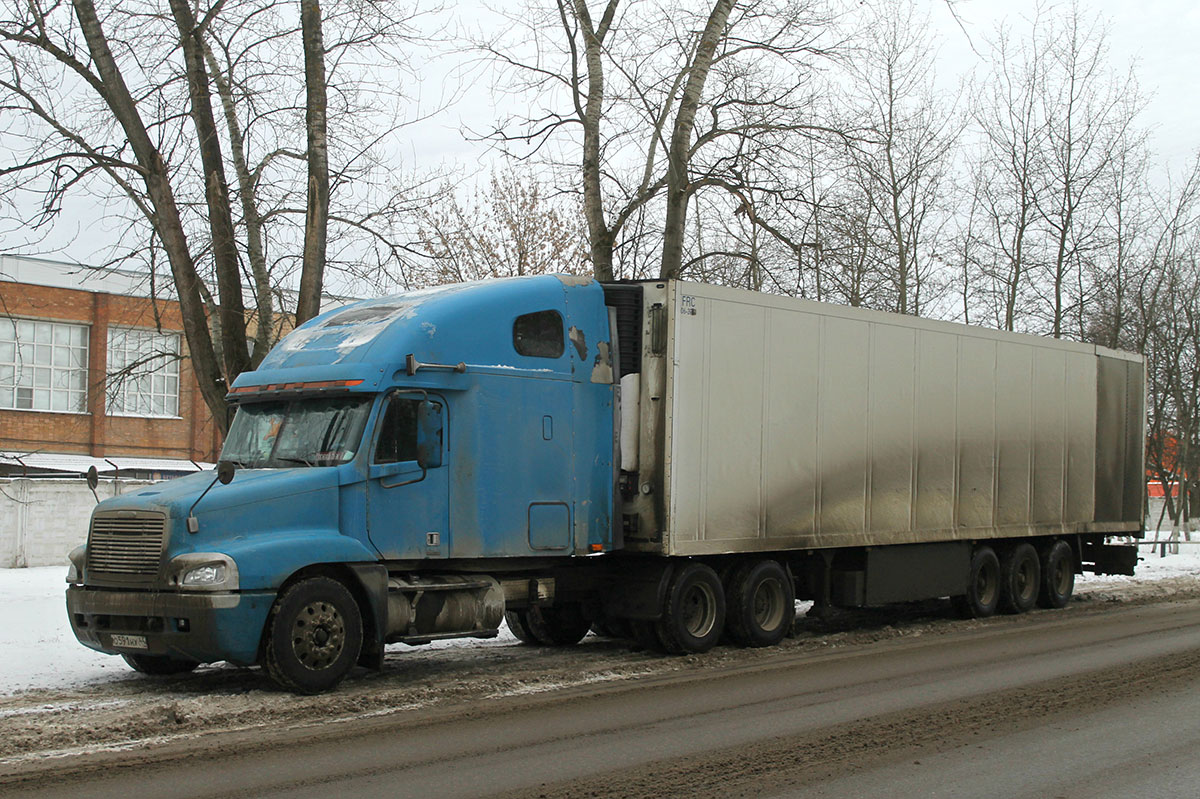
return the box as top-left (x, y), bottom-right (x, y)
top-left (513, 310), bottom-right (564, 359)
top-left (374, 397), bottom-right (420, 464)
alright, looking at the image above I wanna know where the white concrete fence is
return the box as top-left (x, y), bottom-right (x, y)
top-left (0, 478), bottom-right (154, 568)
top-left (0, 478), bottom-right (1187, 569)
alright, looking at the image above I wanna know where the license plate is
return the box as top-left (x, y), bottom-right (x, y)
top-left (110, 634), bottom-right (148, 650)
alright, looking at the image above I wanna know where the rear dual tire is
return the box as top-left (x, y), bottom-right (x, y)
top-left (952, 545), bottom-right (1001, 618)
top-left (999, 543), bottom-right (1041, 614)
top-left (505, 603), bottom-right (591, 646)
top-left (725, 560), bottom-right (794, 648)
top-left (654, 562), bottom-right (726, 654)
top-left (1037, 539), bottom-right (1075, 609)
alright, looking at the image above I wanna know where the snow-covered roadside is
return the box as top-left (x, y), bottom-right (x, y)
top-left (3, 565), bottom-right (522, 696)
top-left (4, 549), bottom-right (1198, 696)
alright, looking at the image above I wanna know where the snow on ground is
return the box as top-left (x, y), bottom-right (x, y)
top-left (4, 546), bottom-right (1198, 696)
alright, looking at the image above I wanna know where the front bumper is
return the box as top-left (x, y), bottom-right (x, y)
top-left (66, 585), bottom-right (275, 666)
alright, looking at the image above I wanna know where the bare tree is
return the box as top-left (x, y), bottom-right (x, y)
top-left (972, 16), bottom-right (1048, 332)
top-left (483, 0), bottom-right (839, 282)
top-left (837, 0), bottom-right (958, 316)
top-left (0, 0), bottom-right (435, 429)
top-left (1031, 1), bottom-right (1140, 339)
top-left (415, 168), bottom-right (588, 283)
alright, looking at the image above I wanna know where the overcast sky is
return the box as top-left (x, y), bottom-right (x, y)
top-left (930, 0), bottom-right (1200, 166)
top-left (15, 0), bottom-right (1200, 266)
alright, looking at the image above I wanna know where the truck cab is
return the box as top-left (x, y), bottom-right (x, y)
top-left (67, 275), bottom-right (618, 692)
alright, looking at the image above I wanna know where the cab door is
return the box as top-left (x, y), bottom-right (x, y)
top-left (366, 391), bottom-right (449, 559)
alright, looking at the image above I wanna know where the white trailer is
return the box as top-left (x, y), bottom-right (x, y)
top-left (581, 280), bottom-right (1143, 652)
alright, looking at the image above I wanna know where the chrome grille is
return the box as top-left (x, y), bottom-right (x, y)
top-left (87, 512), bottom-right (166, 580)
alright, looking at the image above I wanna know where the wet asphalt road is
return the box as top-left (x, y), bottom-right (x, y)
top-left (8, 599), bottom-right (1200, 799)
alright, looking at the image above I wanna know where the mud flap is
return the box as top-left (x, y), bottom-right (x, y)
top-left (347, 563), bottom-right (389, 669)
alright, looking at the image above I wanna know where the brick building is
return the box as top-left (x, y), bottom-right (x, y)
top-left (0, 255), bottom-right (221, 477)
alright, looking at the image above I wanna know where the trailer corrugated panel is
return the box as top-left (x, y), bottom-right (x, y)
top-left (643, 281), bottom-right (1142, 557)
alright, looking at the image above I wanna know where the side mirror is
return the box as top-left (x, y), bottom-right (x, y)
top-left (415, 400), bottom-right (443, 470)
top-left (86, 465), bottom-right (100, 504)
top-left (217, 460), bottom-right (236, 485)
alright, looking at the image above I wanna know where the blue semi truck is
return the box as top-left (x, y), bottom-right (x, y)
top-left (67, 276), bottom-right (1144, 692)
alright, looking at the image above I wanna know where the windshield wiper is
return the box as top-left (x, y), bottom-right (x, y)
top-left (275, 456), bottom-right (317, 467)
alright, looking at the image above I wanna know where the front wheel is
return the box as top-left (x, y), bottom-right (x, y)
top-left (263, 576), bottom-right (363, 694)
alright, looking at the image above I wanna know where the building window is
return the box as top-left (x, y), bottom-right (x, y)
top-left (106, 327), bottom-right (180, 417)
top-left (0, 318), bottom-right (89, 413)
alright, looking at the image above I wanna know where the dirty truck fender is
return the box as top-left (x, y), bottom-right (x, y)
top-left (216, 533), bottom-right (388, 667)
top-left (217, 532), bottom-right (381, 591)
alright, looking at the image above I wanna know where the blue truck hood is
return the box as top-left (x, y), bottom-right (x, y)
top-left (106, 468), bottom-right (336, 519)
top-left (98, 468), bottom-right (343, 551)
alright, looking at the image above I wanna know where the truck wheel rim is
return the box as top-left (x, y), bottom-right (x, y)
top-left (291, 601), bottom-right (345, 670)
top-left (682, 582), bottom-right (718, 638)
top-left (752, 578), bottom-right (786, 632)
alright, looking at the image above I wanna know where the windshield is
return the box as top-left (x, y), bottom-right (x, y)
top-left (221, 396), bottom-right (373, 468)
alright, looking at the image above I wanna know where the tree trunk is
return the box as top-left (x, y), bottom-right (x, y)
top-left (70, 0), bottom-right (231, 430)
top-left (203, 43), bottom-right (275, 367)
top-left (660, 0), bottom-right (735, 281)
top-left (298, 0), bottom-right (329, 326)
top-left (572, 0), bottom-right (617, 282)
top-left (168, 0), bottom-right (252, 383)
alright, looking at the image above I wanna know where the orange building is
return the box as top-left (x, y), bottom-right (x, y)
top-left (0, 255), bottom-right (221, 477)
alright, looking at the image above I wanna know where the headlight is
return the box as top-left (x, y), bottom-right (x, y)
top-left (182, 564), bottom-right (226, 586)
top-left (168, 553), bottom-right (239, 591)
top-left (66, 545), bottom-right (86, 584)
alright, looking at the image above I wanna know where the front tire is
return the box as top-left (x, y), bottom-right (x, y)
top-left (264, 576), bottom-right (362, 694)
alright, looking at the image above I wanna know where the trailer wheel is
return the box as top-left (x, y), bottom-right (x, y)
top-left (525, 603), bottom-right (592, 646)
top-left (263, 576), bottom-right (363, 694)
top-left (655, 562), bottom-right (726, 655)
top-left (1037, 540), bottom-right (1075, 609)
top-left (121, 654), bottom-right (199, 675)
top-left (504, 609), bottom-right (539, 644)
top-left (725, 560), bottom-right (794, 648)
top-left (951, 546), bottom-right (1001, 619)
top-left (999, 543), bottom-right (1041, 614)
